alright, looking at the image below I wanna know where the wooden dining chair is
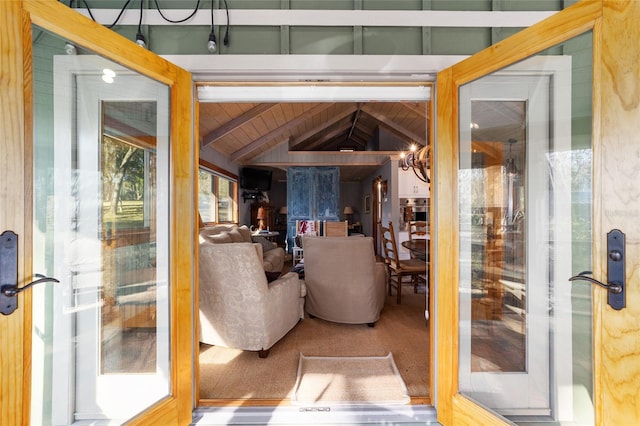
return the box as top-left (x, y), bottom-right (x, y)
top-left (408, 220), bottom-right (429, 285)
top-left (408, 221), bottom-right (428, 242)
top-left (323, 220), bottom-right (348, 237)
top-left (379, 221), bottom-right (428, 304)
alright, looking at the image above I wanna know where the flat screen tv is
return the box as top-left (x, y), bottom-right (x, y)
top-left (240, 167), bottom-right (272, 191)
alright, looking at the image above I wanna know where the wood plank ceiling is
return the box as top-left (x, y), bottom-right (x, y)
top-left (199, 101), bottom-right (429, 182)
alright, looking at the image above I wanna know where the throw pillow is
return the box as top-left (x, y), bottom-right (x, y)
top-left (265, 271), bottom-right (281, 283)
top-left (237, 225), bottom-right (253, 243)
top-left (228, 229), bottom-right (244, 243)
top-left (202, 233), bottom-right (232, 244)
top-left (252, 235), bottom-right (275, 252)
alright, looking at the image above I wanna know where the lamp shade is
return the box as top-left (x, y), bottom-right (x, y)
top-left (256, 207), bottom-right (266, 220)
top-left (343, 206), bottom-right (354, 215)
top-left (279, 206), bottom-right (288, 214)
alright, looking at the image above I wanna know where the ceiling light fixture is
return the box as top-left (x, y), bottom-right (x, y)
top-left (135, 0), bottom-right (146, 48)
top-left (400, 143), bottom-right (430, 183)
top-left (207, 0), bottom-right (217, 53)
top-left (505, 138), bottom-right (519, 177)
top-left (135, 31), bottom-right (147, 48)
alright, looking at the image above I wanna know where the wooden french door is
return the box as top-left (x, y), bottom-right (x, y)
top-left (0, 1), bottom-right (194, 425)
top-left (436, 1), bottom-right (640, 425)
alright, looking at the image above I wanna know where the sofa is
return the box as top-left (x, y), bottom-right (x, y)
top-left (199, 242), bottom-right (306, 357)
top-left (199, 224), bottom-right (285, 272)
top-left (302, 236), bottom-right (387, 326)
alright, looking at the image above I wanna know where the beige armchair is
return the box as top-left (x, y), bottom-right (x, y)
top-left (302, 236), bottom-right (387, 326)
top-left (199, 242), bottom-right (305, 358)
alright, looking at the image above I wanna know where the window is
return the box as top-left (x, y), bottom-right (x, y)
top-left (198, 165), bottom-right (237, 224)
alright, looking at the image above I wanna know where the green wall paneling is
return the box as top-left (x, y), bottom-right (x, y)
top-left (363, 0), bottom-right (423, 10)
top-left (225, 0), bottom-right (282, 8)
top-left (149, 26), bottom-right (211, 54)
top-left (290, 0), bottom-right (353, 10)
top-left (215, 26), bottom-right (282, 54)
top-left (430, 27), bottom-right (491, 55)
top-left (491, 27), bottom-right (523, 45)
top-left (363, 27), bottom-right (423, 55)
top-left (495, 0), bottom-right (563, 11)
top-left (290, 27), bottom-right (354, 54)
top-left (431, 0), bottom-right (491, 11)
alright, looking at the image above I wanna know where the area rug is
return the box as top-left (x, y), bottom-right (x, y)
top-left (291, 352), bottom-right (410, 405)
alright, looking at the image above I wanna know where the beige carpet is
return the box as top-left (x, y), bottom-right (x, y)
top-left (292, 353), bottom-right (410, 405)
top-left (199, 285), bottom-right (429, 402)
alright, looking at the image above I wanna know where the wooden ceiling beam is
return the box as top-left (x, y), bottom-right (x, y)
top-left (297, 121), bottom-right (352, 151)
top-left (201, 103), bottom-right (277, 148)
top-left (289, 103), bottom-right (359, 149)
top-left (400, 101), bottom-right (428, 119)
top-left (230, 103), bottom-right (335, 162)
top-left (360, 104), bottom-right (426, 145)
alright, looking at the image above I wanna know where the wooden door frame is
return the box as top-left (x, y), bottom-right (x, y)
top-left (0, 1), bottom-right (195, 424)
top-left (435, 0), bottom-right (640, 424)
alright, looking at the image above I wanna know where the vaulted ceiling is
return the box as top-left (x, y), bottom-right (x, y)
top-left (199, 100), bottom-right (429, 181)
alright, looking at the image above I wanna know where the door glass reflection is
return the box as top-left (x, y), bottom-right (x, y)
top-left (469, 101), bottom-right (526, 373)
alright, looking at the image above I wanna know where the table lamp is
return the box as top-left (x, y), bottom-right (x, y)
top-left (257, 206), bottom-right (266, 230)
top-left (343, 206), bottom-right (354, 224)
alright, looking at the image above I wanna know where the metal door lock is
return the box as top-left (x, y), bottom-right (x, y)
top-left (569, 229), bottom-right (626, 310)
top-left (1, 230), bottom-right (59, 315)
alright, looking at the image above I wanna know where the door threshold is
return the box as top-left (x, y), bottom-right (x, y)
top-left (192, 404), bottom-right (439, 425)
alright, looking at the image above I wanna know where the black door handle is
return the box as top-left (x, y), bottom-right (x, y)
top-left (1, 230), bottom-right (59, 315)
top-left (568, 229), bottom-right (625, 310)
top-left (568, 271), bottom-right (622, 294)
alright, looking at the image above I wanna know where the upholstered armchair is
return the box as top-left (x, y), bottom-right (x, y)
top-left (199, 242), bottom-right (305, 358)
top-left (303, 236), bottom-right (387, 326)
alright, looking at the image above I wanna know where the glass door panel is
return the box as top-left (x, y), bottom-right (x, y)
top-left (31, 27), bottom-right (171, 424)
top-left (457, 34), bottom-right (593, 423)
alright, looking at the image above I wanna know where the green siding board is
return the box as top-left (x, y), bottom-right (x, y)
top-left (431, 27), bottom-right (490, 55)
top-left (149, 26), bottom-right (211, 54)
top-left (229, 0), bottom-right (282, 8)
top-left (215, 26), bottom-right (281, 54)
top-left (290, 0), bottom-right (353, 9)
top-left (111, 26), bottom-right (140, 44)
top-left (363, 0), bottom-right (423, 10)
top-left (492, 27), bottom-right (523, 43)
top-left (363, 27), bottom-right (422, 55)
top-left (431, 0), bottom-right (491, 11)
top-left (497, 0), bottom-right (563, 11)
top-left (290, 27), bottom-right (354, 54)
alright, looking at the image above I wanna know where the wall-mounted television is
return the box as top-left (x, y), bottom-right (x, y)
top-left (240, 167), bottom-right (272, 191)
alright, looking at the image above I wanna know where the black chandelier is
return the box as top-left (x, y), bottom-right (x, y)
top-left (400, 144), bottom-right (430, 183)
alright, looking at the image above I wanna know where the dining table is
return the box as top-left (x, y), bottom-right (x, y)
top-left (401, 239), bottom-right (428, 261)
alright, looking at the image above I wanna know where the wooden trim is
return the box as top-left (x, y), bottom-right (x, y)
top-left (449, 0), bottom-right (600, 86)
top-left (435, 1), bottom-right (602, 424)
top-left (199, 158), bottom-right (238, 181)
top-left (12, 1), bottom-right (195, 424)
top-left (20, 8), bottom-right (35, 424)
top-left (0, 2), bottom-right (30, 425)
top-left (169, 64), bottom-right (196, 426)
top-left (591, 15), bottom-right (605, 426)
top-left (596, 2), bottom-right (640, 425)
top-left (0, 2), bottom-right (32, 425)
top-left (24, 1), bottom-right (176, 85)
top-left (435, 66), bottom-right (458, 426)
